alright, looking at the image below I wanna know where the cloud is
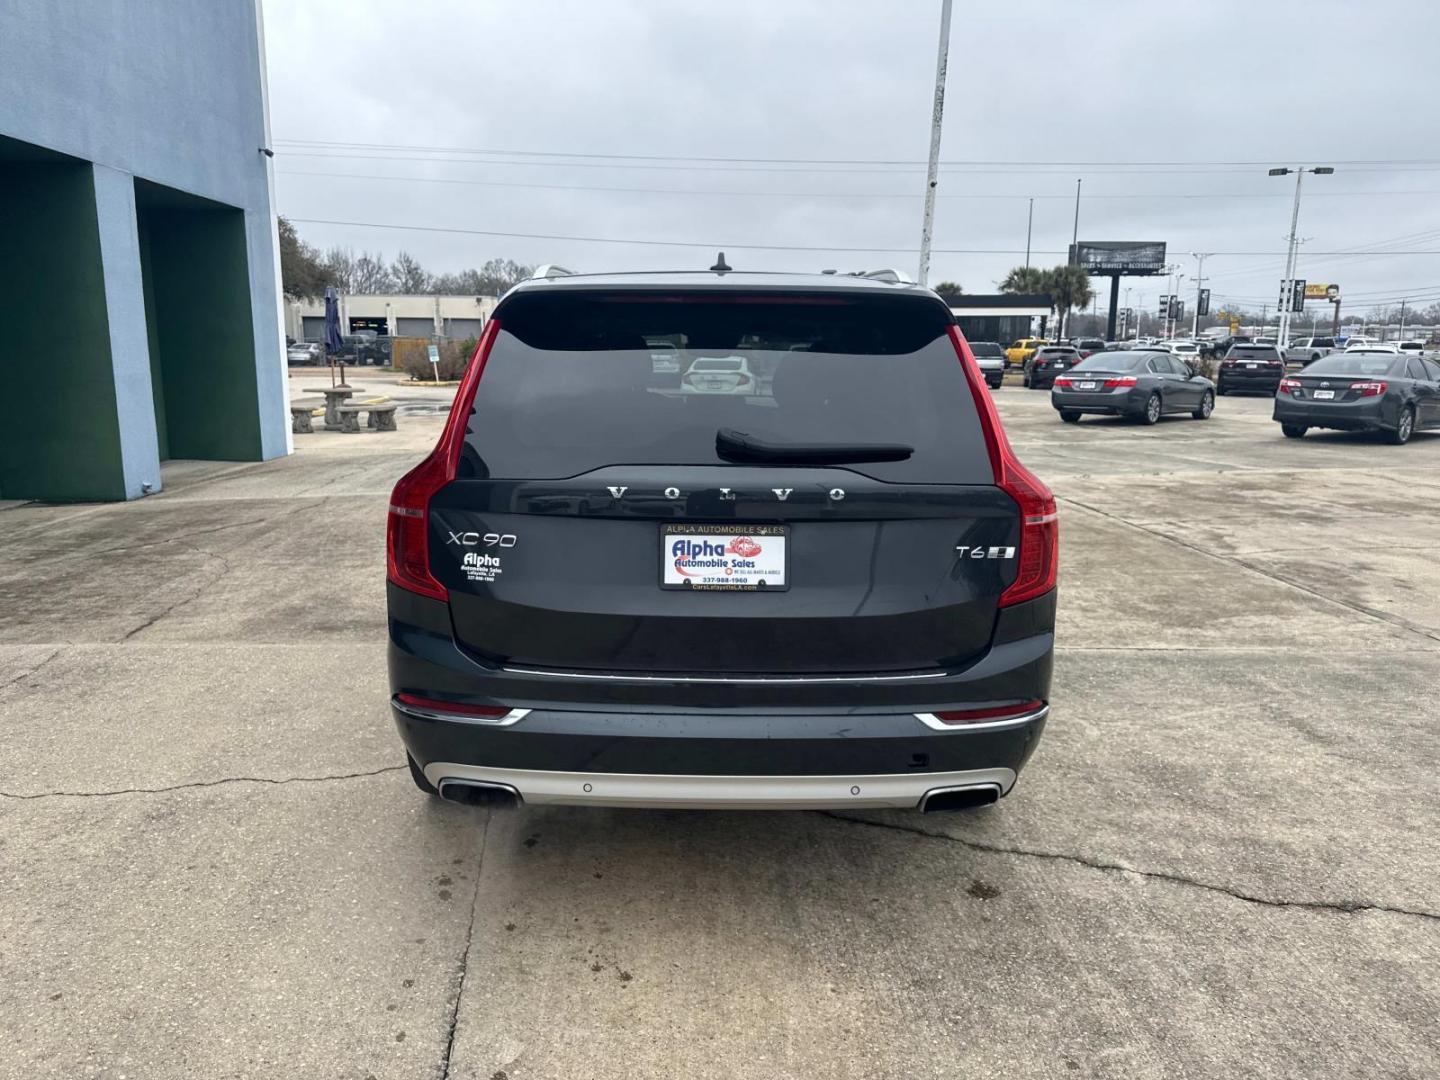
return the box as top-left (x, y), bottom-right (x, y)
top-left (264, 0), bottom-right (1440, 314)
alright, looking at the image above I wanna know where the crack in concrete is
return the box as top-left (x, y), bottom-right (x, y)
top-left (439, 810), bottom-right (490, 1080)
top-left (0, 765), bottom-right (404, 800)
top-left (82, 517), bottom-right (274, 560)
top-left (0, 648), bottom-right (62, 691)
top-left (119, 543), bottom-right (234, 642)
top-left (1058, 495), bottom-right (1440, 644)
top-left (817, 811), bottom-right (1440, 922)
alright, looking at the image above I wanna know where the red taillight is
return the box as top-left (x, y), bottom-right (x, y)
top-left (1221, 359), bottom-right (1236, 367)
top-left (1279, 378), bottom-right (1303, 395)
top-left (735, 374), bottom-right (752, 386)
top-left (1103, 375), bottom-right (1138, 388)
top-left (1053, 376), bottom-right (1072, 387)
top-left (949, 327), bottom-right (1059, 608)
top-left (1352, 381), bottom-right (1387, 397)
top-left (931, 700), bottom-right (1046, 725)
top-left (395, 692), bottom-right (508, 719)
top-left (386, 320), bottom-right (502, 601)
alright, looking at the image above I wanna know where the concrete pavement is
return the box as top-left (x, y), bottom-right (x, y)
top-left (2, 387), bottom-right (1437, 1079)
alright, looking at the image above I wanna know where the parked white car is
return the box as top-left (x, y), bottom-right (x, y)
top-left (681, 356), bottom-right (756, 394)
top-left (1345, 342), bottom-right (1400, 354)
top-left (1284, 336), bottom-right (1337, 366)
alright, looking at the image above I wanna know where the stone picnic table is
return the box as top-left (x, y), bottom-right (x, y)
top-left (303, 385), bottom-right (362, 431)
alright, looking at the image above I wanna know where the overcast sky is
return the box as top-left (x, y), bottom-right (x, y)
top-left (263, 0), bottom-right (1440, 317)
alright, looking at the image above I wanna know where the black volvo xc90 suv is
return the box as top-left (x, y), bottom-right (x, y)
top-left (387, 268), bottom-right (1058, 813)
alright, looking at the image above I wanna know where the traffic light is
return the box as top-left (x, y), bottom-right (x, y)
top-left (1158, 295), bottom-right (1171, 316)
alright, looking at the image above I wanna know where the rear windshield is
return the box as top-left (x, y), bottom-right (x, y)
top-left (1078, 340), bottom-right (1105, 349)
top-left (1073, 352), bottom-right (1147, 371)
top-left (969, 341), bottom-right (1004, 357)
top-left (460, 290), bottom-right (992, 484)
top-left (1229, 346), bottom-right (1281, 359)
top-left (1304, 355), bottom-right (1403, 377)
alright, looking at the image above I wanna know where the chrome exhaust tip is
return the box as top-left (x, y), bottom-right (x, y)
top-left (436, 778), bottom-right (521, 809)
top-left (919, 784), bottom-right (1001, 813)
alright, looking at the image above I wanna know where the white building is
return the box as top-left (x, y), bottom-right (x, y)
top-left (286, 293), bottom-right (498, 342)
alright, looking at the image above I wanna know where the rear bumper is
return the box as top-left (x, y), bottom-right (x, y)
top-left (1218, 369), bottom-right (1282, 391)
top-left (1050, 388), bottom-right (1145, 415)
top-left (388, 585), bottom-right (1054, 807)
top-left (1272, 396), bottom-right (1390, 431)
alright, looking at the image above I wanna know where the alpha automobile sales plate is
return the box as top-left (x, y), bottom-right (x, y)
top-left (661, 523), bottom-right (789, 591)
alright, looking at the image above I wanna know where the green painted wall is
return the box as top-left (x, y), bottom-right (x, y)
top-left (0, 159), bottom-right (128, 501)
top-left (137, 198), bottom-right (262, 461)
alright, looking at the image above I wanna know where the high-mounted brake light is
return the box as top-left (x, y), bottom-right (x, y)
top-left (1352, 381), bottom-right (1387, 397)
top-left (387, 319), bottom-right (502, 601)
top-left (1103, 375), bottom-right (1138, 388)
top-left (949, 327), bottom-right (1059, 607)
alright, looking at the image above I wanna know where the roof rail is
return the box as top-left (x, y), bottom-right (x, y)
top-left (530, 264), bottom-right (577, 280)
top-left (848, 268), bottom-right (915, 285)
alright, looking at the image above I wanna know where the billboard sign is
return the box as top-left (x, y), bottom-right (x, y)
top-left (1304, 283), bottom-right (1340, 300)
top-left (1197, 289), bottom-right (1210, 316)
top-left (1070, 241), bottom-right (1167, 276)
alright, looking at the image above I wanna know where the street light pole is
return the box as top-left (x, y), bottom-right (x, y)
top-left (916, 0), bottom-right (954, 286)
top-left (1268, 165), bottom-right (1334, 349)
top-left (1024, 197), bottom-right (1033, 269)
top-left (1190, 252), bottom-right (1209, 339)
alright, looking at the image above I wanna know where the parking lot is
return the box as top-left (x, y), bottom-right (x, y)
top-left (2, 387), bottom-right (1437, 1079)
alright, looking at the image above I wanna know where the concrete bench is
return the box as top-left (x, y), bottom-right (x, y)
top-left (336, 402), bottom-right (398, 433)
top-left (365, 403), bottom-right (399, 431)
top-left (290, 401), bottom-right (323, 434)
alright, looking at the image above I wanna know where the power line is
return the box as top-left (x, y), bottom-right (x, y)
top-left (274, 150), bottom-right (1440, 177)
top-left (274, 169), bottom-right (1440, 202)
top-left (283, 215), bottom-right (1440, 256)
top-left (272, 139), bottom-right (1440, 170)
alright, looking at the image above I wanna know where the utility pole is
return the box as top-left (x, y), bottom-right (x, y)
top-left (1070, 179), bottom-right (1081, 260)
top-left (1024, 197), bottom-right (1033, 269)
top-left (916, 0), bottom-right (954, 286)
top-left (1190, 252), bottom-right (1209, 338)
top-left (1268, 165), bottom-right (1334, 349)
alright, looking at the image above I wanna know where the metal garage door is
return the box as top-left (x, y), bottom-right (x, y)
top-left (444, 318), bottom-right (483, 340)
top-left (301, 316), bottom-right (326, 341)
top-left (396, 317), bottom-right (436, 337)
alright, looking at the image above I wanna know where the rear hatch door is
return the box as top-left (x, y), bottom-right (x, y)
top-left (432, 289), bottom-right (1017, 675)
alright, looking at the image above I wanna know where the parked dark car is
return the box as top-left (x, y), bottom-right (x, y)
top-left (1274, 351), bottom-right (1440, 444)
top-left (968, 340), bottom-right (1006, 389)
top-left (1051, 350), bottom-right (1215, 424)
top-left (386, 270), bottom-right (1058, 813)
top-left (1023, 345), bottom-right (1082, 389)
top-left (1217, 344), bottom-right (1285, 395)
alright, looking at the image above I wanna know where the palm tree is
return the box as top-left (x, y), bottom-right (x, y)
top-left (999, 266), bottom-right (1048, 294)
top-left (1044, 265), bottom-right (1094, 338)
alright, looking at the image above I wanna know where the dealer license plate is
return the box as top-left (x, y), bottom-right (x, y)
top-left (661, 524), bottom-right (788, 591)
top-left (1246, 363), bottom-right (1258, 369)
top-left (1313, 389), bottom-right (1335, 399)
top-left (1077, 380), bottom-right (1097, 390)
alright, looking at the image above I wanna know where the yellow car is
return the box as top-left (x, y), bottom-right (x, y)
top-left (1005, 338), bottom-right (1049, 368)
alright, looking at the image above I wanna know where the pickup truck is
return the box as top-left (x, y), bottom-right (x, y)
top-left (1284, 336), bottom-right (1336, 367)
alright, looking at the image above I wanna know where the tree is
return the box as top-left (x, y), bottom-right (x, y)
top-left (473, 258), bottom-right (535, 295)
top-left (321, 247), bottom-right (357, 292)
top-left (998, 266), bottom-right (1048, 294)
top-left (352, 251), bottom-right (396, 294)
top-left (390, 251), bottom-right (432, 294)
top-left (1043, 265), bottom-right (1094, 337)
top-left (276, 216), bottom-right (329, 299)
top-left (933, 281), bottom-right (963, 296)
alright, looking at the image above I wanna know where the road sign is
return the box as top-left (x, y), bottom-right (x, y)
top-left (1158, 295), bottom-right (1171, 316)
top-left (1169, 298), bottom-right (1183, 320)
top-left (1197, 289), bottom-right (1210, 316)
top-left (427, 343), bottom-right (441, 384)
top-left (1292, 279), bottom-right (1306, 312)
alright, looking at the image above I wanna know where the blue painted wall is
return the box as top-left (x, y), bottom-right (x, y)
top-left (0, 0), bottom-right (289, 494)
